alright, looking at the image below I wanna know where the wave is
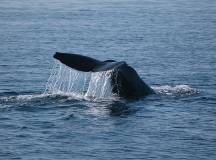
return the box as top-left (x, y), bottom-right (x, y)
top-left (152, 85), bottom-right (199, 96)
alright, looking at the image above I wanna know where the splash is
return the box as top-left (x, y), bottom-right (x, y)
top-left (44, 61), bottom-right (115, 101)
top-left (152, 85), bottom-right (199, 96)
top-left (0, 61), bottom-right (199, 103)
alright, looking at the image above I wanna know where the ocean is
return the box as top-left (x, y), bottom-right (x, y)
top-left (0, 0), bottom-right (216, 159)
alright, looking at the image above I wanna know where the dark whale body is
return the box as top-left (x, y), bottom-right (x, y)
top-left (53, 52), bottom-right (155, 98)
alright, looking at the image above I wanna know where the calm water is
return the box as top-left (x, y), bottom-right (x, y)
top-left (0, 0), bottom-right (216, 159)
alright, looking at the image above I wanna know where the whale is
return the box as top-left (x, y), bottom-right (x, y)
top-left (53, 52), bottom-right (155, 98)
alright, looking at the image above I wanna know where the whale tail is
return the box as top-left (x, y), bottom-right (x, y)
top-left (53, 52), bottom-right (155, 98)
top-left (53, 52), bottom-right (125, 72)
top-left (53, 52), bottom-right (103, 72)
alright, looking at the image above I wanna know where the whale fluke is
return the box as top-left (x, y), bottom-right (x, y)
top-left (54, 52), bottom-right (102, 72)
top-left (53, 52), bottom-right (155, 98)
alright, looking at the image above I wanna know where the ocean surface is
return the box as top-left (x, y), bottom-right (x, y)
top-left (0, 0), bottom-right (216, 159)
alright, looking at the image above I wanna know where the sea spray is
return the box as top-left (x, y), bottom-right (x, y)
top-left (44, 61), bottom-right (115, 100)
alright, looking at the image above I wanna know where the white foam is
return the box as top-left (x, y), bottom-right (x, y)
top-left (152, 85), bottom-right (199, 95)
top-left (0, 93), bottom-right (50, 102)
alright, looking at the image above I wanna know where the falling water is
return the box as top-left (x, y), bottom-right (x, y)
top-left (44, 61), bottom-right (115, 100)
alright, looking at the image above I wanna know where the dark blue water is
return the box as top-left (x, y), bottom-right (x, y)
top-left (0, 0), bottom-right (216, 159)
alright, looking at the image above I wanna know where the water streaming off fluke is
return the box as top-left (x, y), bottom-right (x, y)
top-left (44, 61), bottom-right (115, 100)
